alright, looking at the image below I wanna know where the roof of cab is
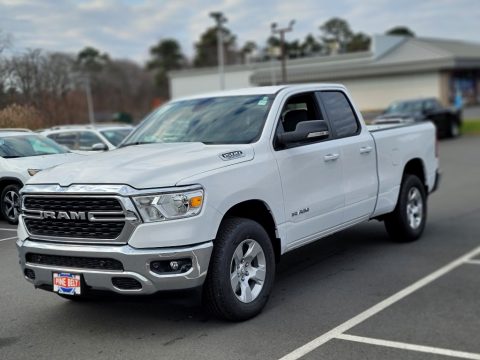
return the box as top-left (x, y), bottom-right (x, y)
top-left (172, 83), bottom-right (347, 102)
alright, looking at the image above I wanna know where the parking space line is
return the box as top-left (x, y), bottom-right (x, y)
top-left (278, 245), bottom-right (480, 360)
top-left (0, 227), bottom-right (16, 232)
top-left (0, 236), bottom-right (17, 242)
top-left (336, 334), bottom-right (480, 360)
top-left (464, 259), bottom-right (480, 266)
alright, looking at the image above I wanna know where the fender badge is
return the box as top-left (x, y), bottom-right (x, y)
top-left (219, 150), bottom-right (245, 161)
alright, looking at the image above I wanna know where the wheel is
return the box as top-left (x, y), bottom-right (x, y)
top-left (202, 217), bottom-right (275, 321)
top-left (1, 184), bottom-right (21, 224)
top-left (447, 120), bottom-right (460, 138)
top-left (384, 174), bottom-right (427, 242)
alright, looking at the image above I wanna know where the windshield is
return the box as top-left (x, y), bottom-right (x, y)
top-left (100, 128), bottom-right (132, 146)
top-left (385, 100), bottom-right (423, 114)
top-left (0, 134), bottom-right (68, 158)
top-left (123, 95), bottom-right (274, 146)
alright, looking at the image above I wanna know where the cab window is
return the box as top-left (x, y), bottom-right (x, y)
top-left (318, 91), bottom-right (359, 138)
top-left (274, 92), bottom-right (328, 149)
top-left (78, 131), bottom-right (104, 150)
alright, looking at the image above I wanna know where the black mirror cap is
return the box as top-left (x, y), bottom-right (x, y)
top-left (276, 120), bottom-right (329, 147)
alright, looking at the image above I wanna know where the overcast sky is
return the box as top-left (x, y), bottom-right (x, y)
top-left (1, 0), bottom-right (478, 63)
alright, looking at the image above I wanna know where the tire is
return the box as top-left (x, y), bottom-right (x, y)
top-left (447, 119), bottom-right (460, 138)
top-left (1, 184), bottom-right (21, 224)
top-left (384, 174), bottom-right (427, 242)
top-left (202, 217), bottom-right (276, 321)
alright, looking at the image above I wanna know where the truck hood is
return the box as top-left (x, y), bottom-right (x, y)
top-left (7, 152), bottom-right (85, 172)
top-left (28, 142), bottom-right (255, 188)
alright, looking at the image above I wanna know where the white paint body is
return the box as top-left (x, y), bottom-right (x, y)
top-left (21, 84), bottom-right (438, 256)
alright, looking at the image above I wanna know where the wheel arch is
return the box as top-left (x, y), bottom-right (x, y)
top-left (219, 199), bottom-right (281, 262)
top-left (403, 158), bottom-right (427, 191)
top-left (0, 177), bottom-right (24, 192)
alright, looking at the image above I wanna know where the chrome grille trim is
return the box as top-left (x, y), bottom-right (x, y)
top-left (21, 194), bottom-right (141, 245)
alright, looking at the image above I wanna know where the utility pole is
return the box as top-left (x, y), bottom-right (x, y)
top-left (271, 20), bottom-right (295, 84)
top-left (210, 12), bottom-right (227, 90)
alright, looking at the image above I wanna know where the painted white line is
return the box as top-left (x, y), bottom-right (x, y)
top-left (278, 245), bottom-right (480, 360)
top-left (0, 227), bottom-right (16, 232)
top-left (464, 259), bottom-right (480, 266)
top-left (0, 236), bottom-right (17, 242)
top-left (336, 334), bottom-right (480, 360)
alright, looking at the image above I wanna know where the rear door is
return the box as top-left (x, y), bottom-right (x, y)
top-left (273, 91), bottom-right (345, 248)
top-left (317, 91), bottom-right (378, 223)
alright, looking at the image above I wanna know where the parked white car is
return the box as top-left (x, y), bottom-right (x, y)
top-left (17, 84), bottom-right (440, 321)
top-left (0, 131), bottom-right (85, 223)
top-left (41, 124), bottom-right (133, 153)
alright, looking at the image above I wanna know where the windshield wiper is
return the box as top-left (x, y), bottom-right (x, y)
top-left (119, 141), bottom-right (156, 148)
top-left (2, 155), bottom-right (22, 158)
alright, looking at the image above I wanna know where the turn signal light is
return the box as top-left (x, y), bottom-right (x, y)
top-left (189, 196), bottom-right (203, 208)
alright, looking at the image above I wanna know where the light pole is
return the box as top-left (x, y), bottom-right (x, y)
top-left (73, 73), bottom-right (95, 125)
top-left (83, 76), bottom-right (95, 125)
top-left (210, 11), bottom-right (227, 90)
top-left (269, 23), bottom-right (278, 86)
top-left (271, 20), bottom-right (295, 84)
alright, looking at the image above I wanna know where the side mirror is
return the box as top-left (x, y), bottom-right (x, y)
top-left (91, 143), bottom-right (108, 151)
top-left (276, 120), bottom-right (329, 146)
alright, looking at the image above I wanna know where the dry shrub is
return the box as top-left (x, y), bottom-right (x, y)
top-left (0, 104), bottom-right (45, 130)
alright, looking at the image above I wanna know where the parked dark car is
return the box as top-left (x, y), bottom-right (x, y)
top-left (374, 98), bottom-right (462, 138)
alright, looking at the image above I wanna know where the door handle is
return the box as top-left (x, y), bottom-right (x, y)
top-left (324, 153), bottom-right (340, 162)
top-left (360, 146), bottom-right (373, 154)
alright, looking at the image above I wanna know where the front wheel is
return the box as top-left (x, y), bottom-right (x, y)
top-left (1, 184), bottom-right (21, 224)
top-left (384, 174), bottom-right (427, 242)
top-left (202, 217), bottom-right (275, 321)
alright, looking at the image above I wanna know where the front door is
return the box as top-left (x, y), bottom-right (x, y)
top-left (273, 92), bottom-right (345, 249)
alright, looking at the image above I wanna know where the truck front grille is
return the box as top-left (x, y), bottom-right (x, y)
top-left (23, 196), bottom-right (128, 242)
top-left (24, 197), bottom-right (123, 212)
top-left (24, 219), bottom-right (124, 239)
top-left (26, 253), bottom-right (124, 271)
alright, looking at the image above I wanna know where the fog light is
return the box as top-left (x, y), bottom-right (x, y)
top-left (24, 268), bottom-right (35, 280)
top-left (150, 259), bottom-right (192, 274)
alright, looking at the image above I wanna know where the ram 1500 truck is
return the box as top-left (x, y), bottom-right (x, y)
top-left (17, 84), bottom-right (440, 321)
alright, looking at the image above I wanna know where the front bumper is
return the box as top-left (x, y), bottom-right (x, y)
top-left (17, 239), bottom-right (213, 295)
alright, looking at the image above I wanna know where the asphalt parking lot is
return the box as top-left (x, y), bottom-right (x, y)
top-left (1, 135), bottom-right (480, 360)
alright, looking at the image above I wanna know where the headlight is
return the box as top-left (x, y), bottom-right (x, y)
top-left (132, 188), bottom-right (204, 222)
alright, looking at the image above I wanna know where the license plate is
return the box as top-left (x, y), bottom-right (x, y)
top-left (53, 272), bottom-right (81, 295)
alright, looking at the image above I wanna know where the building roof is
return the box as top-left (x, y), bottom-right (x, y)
top-left (251, 35), bottom-right (480, 84)
top-left (169, 35), bottom-right (480, 85)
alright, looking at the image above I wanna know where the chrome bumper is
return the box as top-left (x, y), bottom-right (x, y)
top-left (17, 239), bottom-right (213, 294)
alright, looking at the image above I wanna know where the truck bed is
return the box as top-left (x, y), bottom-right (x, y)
top-left (369, 121), bottom-right (438, 218)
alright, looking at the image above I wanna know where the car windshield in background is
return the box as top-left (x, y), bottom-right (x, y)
top-left (123, 95), bottom-right (274, 146)
top-left (385, 100), bottom-right (423, 114)
top-left (100, 129), bottom-right (132, 146)
top-left (0, 135), bottom-right (68, 158)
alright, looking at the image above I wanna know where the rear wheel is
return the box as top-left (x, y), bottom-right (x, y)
top-left (385, 174), bottom-right (427, 242)
top-left (447, 120), bottom-right (460, 138)
top-left (202, 217), bottom-right (275, 321)
top-left (1, 184), bottom-right (21, 224)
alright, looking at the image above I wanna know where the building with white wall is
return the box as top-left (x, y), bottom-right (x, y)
top-left (168, 35), bottom-right (480, 111)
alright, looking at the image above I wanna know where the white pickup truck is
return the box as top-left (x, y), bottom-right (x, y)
top-left (17, 84), bottom-right (440, 321)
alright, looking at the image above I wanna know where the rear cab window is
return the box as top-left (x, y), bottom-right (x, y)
top-left (317, 91), bottom-right (360, 138)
